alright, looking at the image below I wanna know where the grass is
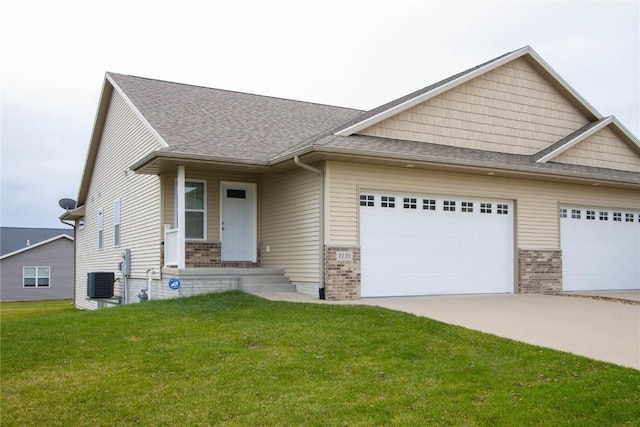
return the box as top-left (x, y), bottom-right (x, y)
top-left (1, 291), bottom-right (639, 426)
top-left (0, 299), bottom-right (77, 322)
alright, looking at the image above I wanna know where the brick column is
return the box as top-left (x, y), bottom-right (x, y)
top-left (324, 247), bottom-right (361, 300)
top-left (518, 249), bottom-right (562, 293)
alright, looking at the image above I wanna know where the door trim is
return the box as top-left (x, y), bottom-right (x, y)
top-left (220, 181), bottom-right (257, 262)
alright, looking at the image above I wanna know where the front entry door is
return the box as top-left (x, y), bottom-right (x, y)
top-left (221, 182), bottom-right (257, 262)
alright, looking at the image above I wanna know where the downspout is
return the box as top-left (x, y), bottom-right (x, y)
top-left (294, 156), bottom-right (325, 299)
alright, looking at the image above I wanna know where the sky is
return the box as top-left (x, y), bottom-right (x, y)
top-left (1, 0), bottom-right (638, 229)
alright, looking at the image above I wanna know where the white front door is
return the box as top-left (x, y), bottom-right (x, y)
top-left (221, 182), bottom-right (257, 262)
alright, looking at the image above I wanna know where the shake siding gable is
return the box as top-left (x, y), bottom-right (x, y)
top-left (75, 89), bottom-right (163, 310)
top-left (358, 58), bottom-right (590, 155)
top-left (326, 161), bottom-right (640, 250)
top-left (261, 168), bottom-right (320, 282)
top-left (554, 126), bottom-right (640, 172)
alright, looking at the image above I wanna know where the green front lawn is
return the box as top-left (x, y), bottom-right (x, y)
top-left (1, 291), bottom-right (638, 426)
top-left (0, 299), bottom-right (77, 323)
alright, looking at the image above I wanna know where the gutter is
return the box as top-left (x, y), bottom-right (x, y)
top-left (294, 156), bottom-right (325, 299)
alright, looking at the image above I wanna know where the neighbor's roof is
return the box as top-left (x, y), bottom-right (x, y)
top-left (0, 227), bottom-right (73, 259)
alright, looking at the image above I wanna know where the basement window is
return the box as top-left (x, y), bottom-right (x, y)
top-left (360, 195), bottom-right (374, 207)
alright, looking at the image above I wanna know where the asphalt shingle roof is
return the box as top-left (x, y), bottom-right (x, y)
top-left (108, 73), bottom-right (363, 162)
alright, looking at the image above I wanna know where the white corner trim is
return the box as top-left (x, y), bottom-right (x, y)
top-left (106, 74), bottom-right (170, 148)
top-left (536, 117), bottom-right (614, 163)
top-left (0, 235), bottom-right (74, 260)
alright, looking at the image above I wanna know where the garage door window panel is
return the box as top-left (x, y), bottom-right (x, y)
top-left (360, 194), bottom-right (374, 207)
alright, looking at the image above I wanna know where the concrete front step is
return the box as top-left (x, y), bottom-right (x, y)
top-left (240, 283), bottom-right (297, 294)
top-left (239, 272), bottom-right (295, 294)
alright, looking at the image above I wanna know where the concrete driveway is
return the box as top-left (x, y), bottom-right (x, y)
top-left (260, 292), bottom-right (640, 370)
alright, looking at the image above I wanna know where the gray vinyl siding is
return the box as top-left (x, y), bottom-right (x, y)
top-left (75, 90), bottom-right (163, 310)
top-left (261, 168), bottom-right (321, 283)
top-left (0, 238), bottom-right (74, 301)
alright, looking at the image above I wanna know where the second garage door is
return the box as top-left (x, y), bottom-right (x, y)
top-left (561, 207), bottom-right (640, 291)
top-left (360, 193), bottom-right (514, 297)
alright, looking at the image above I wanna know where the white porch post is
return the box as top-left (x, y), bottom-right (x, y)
top-left (177, 165), bottom-right (186, 269)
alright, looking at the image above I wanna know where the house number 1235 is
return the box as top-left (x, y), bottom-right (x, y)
top-left (336, 251), bottom-right (353, 262)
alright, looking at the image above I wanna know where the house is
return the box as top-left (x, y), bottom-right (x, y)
top-left (62, 46), bottom-right (640, 310)
top-left (0, 227), bottom-right (74, 301)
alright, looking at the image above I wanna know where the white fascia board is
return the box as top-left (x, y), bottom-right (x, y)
top-left (105, 73), bottom-right (169, 148)
top-left (611, 117), bottom-right (640, 150)
top-left (536, 117), bottom-right (614, 163)
top-left (523, 48), bottom-right (602, 120)
top-left (0, 235), bottom-right (74, 260)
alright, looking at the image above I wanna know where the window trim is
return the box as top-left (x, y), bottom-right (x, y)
top-left (23, 266), bottom-right (50, 288)
top-left (178, 179), bottom-right (207, 241)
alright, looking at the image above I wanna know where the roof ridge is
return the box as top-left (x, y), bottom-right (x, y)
top-left (106, 72), bottom-right (363, 112)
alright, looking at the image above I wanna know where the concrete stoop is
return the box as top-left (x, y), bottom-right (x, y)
top-left (239, 271), bottom-right (295, 294)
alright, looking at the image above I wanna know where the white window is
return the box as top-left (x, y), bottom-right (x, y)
top-left (23, 267), bottom-right (50, 288)
top-left (360, 195), bottom-right (374, 207)
top-left (613, 212), bottom-right (622, 222)
top-left (586, 210), bottom-right (595, 220)
top-left (482, 203), bottom-right (493, 214)
top-left (497, 204), bottom-right (509, 215)
top-left (113, 199), bottom-right (121, 246)
top-left (443, 200), bottom-right (456, 212)
top-left (184, 180), bottom-right (206, 240)
top-left (599, 211), bottom-right (608, 221)
top-left (461, 202), bottom-right (474, 213)
top-left (571, 209), bottom-right (581, 219)
top-left (625, 213), bottom-right (635, 222)
top-left (98, 208), bottom-right (104, 249)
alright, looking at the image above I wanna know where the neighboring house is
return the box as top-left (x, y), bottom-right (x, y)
top-left (0, 227), bottom-right (74, 301)
top-left (62, 46), bottom-right (640, 310)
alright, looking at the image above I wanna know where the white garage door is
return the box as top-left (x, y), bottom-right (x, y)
top-left (561, 207), bottom-right (640, 291)
top-left (360, 193), bottom-right (514, 297)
